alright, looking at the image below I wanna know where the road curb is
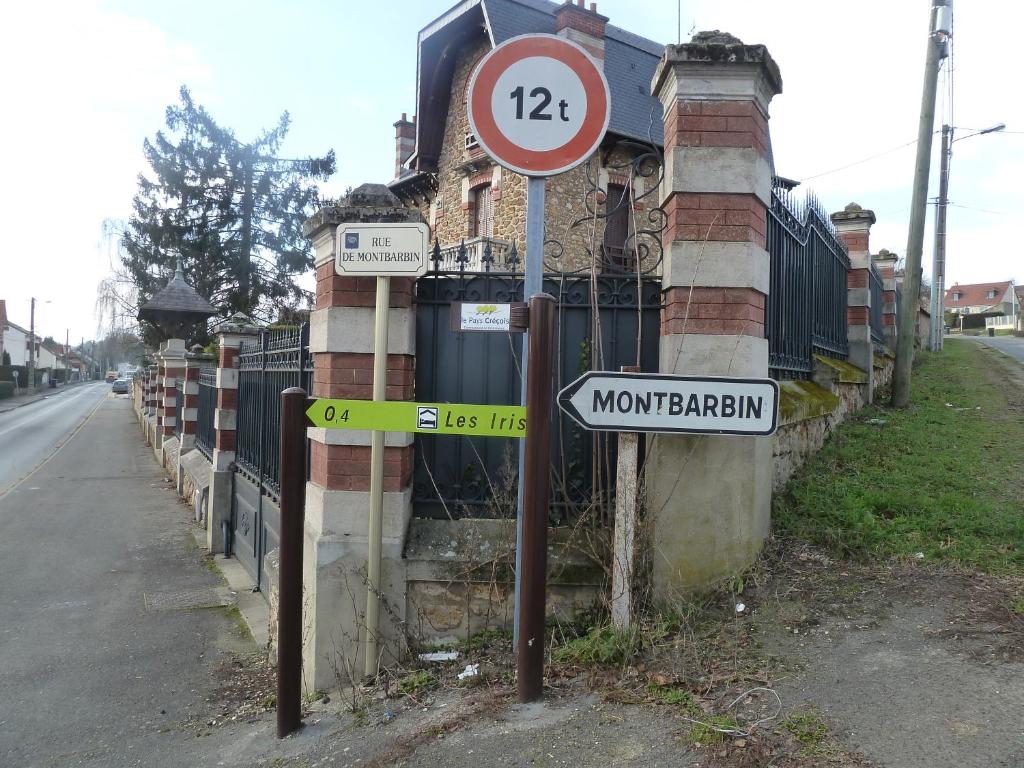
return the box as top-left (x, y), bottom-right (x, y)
top-left (189, 526), bottom-right (271, 650)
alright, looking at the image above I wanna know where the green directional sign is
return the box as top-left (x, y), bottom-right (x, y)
top-left (306, 398), bottom-right (527, 438)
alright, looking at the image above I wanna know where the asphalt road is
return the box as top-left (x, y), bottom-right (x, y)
top-left (0, 382), bottom-right (109, 494)
top-left (0, 392), bottom-right (254, 767)
top-left (968, 333), bottom-right (1024, 364)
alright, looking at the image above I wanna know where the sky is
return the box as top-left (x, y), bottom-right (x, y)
top-left (1, 0), bottom-right (1021, 345)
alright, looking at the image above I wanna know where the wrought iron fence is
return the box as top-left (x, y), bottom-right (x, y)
top-left (767, 183), bottom-right (851, 379)
top-left (236, 325), bottom-right (312, 499)
top-left (413, 269), bottom-right (661, 525)
top-left (196, 367), bottom-right (217, 459)
top-left (869, 264), bottom-right (885, 344)
top-left (174, 378), bottom-right (184, 440)
top-left (435, 237), bottom-right (515, 272)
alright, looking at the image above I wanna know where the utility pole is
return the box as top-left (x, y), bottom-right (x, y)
top-left (892, 0), bottom-right (951, 408)
top-left (929, 124), bottom-right (951, 352)
top-left (28, 297), bottom-right (36, 391)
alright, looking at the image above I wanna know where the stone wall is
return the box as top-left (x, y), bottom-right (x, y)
top-left (773, 378), bottom-right (866, 492)
top-left (404, 519), bottom-right (605, 646)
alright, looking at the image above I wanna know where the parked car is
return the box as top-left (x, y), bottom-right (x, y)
top-left (105, 371), bottom-right (118, 382)
top-left (111, 378), bottom-right (130, 394)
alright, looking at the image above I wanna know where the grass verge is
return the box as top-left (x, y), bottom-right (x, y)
top-left (775, 340), bottom-right (1024, 574)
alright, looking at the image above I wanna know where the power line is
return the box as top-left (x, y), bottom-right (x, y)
top-left (797, 138), bottom-right (919, 182)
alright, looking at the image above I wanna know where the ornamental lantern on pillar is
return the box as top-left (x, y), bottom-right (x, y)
top-left (137, 260), bottom-right (217, 341)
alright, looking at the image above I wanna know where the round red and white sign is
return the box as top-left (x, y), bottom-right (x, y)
top-left (467, 34), bottom-right (611, 177)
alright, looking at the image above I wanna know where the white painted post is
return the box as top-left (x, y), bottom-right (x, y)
top-left (611, 429), bottom-right (639, 631)
top-left (611, 364), bottom-right (640, 631)
top-left (364, 274), bottom-right (390, 679)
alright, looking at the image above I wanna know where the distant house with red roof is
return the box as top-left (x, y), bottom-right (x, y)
top-left (944, 280), bottom-right (1019, 331)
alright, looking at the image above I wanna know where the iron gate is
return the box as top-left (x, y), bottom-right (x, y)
top-left (232, 324), bottom-right (312, 591)
top-left (413, 270), bottom-right (661, 525)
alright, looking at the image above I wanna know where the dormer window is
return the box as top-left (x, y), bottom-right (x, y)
top-left (987, 289), bottom-right (998, 299)
top-left (952, 292), bottom-right (961, 301)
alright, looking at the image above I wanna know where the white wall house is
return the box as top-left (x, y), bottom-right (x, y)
top-left (945, 281), bottom-right (1018, 330)
top-left (2, 322), bottom-right (31, 366)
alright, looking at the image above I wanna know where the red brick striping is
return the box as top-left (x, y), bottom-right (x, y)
top-left (315, 263), bottom-right (414, 309)
top-left (848, 307), bottom-right (869, 325)
top-left (664, 100), bottom-right (770, 159)
top-left (838, 231), bottom-right (868, 252)
top-left (847, 268), bottom-right (869, 289)
top-left (310, 443), bottom-right (413, 492)
top-left (662, 287), bottom-right (765, 337)
top-left (663, 191), bottom-right (766, 248)
top-left (215, 431), bottom-right (236, 451)
top-left (312, 352), bottom-right (415, 402)
top-left (217, 388), bottom-right (238, 410)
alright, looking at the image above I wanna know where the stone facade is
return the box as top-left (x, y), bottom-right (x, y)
top-left (401, 36), bottom-right (657, 274)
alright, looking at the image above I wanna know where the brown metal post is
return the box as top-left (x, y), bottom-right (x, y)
top-left (277, 387), bottom-right (307, 738)
top-left (516, 293), bottom-right (557, 703)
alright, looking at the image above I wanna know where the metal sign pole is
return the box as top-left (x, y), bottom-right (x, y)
top-left (514, 175), bottom-right (545, 648)
top-left (277, 387), bottom-right (308, 738)
top-left (364, 275), bottom-right (391, 679)
top-left (516, 293), bottom-right (556, 703)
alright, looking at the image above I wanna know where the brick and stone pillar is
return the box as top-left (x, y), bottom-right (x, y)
top-left (176, 350), bottom-right (214, 493)
top-left (831, 203), bottom-right (876, 401)
top-left (300, 184), bottom-right (422, 692)
top-left (206, 315), bottom-right (260, 554)
top-left (874, 248), bottom-right (899, 348)
top-left (159, 339), bottom-right (187, 441)
top-left (393, 114), bottom-right (415, 179)
top-left (152, 351), bottom-right (167, 455)
top-left (648, 32), bottom-right (781, 597)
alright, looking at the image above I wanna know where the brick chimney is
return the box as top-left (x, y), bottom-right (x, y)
top-left (393, 113), bottom-right (415, 178)
top-left (555, 0), bottom-right (608, 61)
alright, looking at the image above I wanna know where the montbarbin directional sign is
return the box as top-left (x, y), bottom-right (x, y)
top-left (334, 222), bottom-right (430, 277)
top-left (467, 34), bottom-right (611, 177)
top-left (558, 372), bottom-right (780, 436)
top-left (306, 398), bottom-right (527, 438)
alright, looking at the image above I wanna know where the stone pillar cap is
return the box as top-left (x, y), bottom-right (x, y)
top-left (653, 31), bottom-right (783, 100)
top-left (212, 313), bottom-right (261, 335)
top-left (303, 181), bottom-right (424, 240)
top-left (830, 202), bottom-right (877, 226)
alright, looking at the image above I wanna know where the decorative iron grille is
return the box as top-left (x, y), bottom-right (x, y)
top-left (767, 182), bottom-right (851, 380)
top-left (235, 324), bottom-right (312, 499)
top-left (196, 367), bottom-right (217, 460)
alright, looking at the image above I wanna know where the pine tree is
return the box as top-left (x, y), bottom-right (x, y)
top-left (121, 86), bottom-right (335, 322)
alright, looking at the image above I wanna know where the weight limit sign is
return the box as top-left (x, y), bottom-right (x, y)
top-left (467, 34), bottom-right (611, 177)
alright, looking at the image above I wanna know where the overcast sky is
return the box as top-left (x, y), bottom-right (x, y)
top-left (1, 0), bottom-right (1020, 344)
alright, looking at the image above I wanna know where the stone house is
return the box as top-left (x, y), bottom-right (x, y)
top-left (387, 0), bottom-right (666, 273)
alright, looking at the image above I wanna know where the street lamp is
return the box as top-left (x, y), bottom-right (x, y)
top-left (929, 122), bottom-right (1005, 351)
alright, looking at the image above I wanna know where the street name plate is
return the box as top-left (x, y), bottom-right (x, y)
top-left (558, 372), bottom-right (779, 436)
top-left (306, 398), bottom-right (526, 437)
top-left (334, 222), bottom-right (430, 277)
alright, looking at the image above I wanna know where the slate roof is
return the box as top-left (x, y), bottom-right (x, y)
top-left (483, 0), bottom-right (664, 145)
top-left (138, 262), bottom-right (216, 319)
top-left (944, 280), bottom-right (1014, 310)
